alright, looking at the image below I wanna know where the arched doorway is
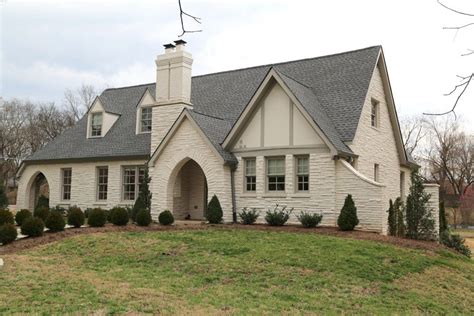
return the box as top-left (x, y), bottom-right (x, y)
top-left (28, 172), bottom-right (49, 210)
top-left (171, 159), bottom-right (208, 220)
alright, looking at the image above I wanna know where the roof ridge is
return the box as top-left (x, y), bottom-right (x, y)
top-left (100, 45), bottom-right (382, 92)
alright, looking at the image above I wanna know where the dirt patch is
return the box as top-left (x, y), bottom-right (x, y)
top-left (0, 222), bottom-right (449, 255)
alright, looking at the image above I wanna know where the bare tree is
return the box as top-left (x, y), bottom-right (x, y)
top-left (63, 84), bottom-right (97, 121)
top-left (400, 115), bottom-right (428, 158)
top-left (177, 0), bottom-right (202, 37)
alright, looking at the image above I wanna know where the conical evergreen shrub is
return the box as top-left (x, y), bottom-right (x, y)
top-left (0, 181), bottom-right (8, 209)
top-left (206, 195), bottom-right (223, 224)
top-left (405, 171), bottom-right (435, 240)
top-left (387, 199), bottom-right (396, 236)
top-left (337, 194), bottom-right (359, 231)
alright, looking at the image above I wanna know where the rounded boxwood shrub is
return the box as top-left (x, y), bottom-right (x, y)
top-left (110, 207), bottom-right (129, 226)
top-left (0, 224), bottom-right (18, 244)
top-left (136, 209), bottom-right (152, 226)
top-left (15, 209), bottom-right (32, 226)
top-left (0, 209), bottom-right (14, 225)
top-left (337, 194), bottom-right (359, 231)
top-left (297, 211), bottom-right (323, 228)
top-left (34, 206), bottom-right (50, 222)
top-left (45, 211), bottom-right (66, 232)
top-left (158, 210), bottom-right (174, 226)
top-left (206, 195), bottom-right (223, 224)
top-left (35, 195), bottom-right (49, 210)
top-left (21, 217), bottom-right (45, 237)
top-left (67, 207), bottom-right (85, 228)
top-left (87, 208), bottom-right (107, 227)
top-left (265, 205), bottom-right (292, 226)
top-left (238, 208), bottom-right (260, 225)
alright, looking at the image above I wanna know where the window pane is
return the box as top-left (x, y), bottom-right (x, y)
top-left (62, 168), bottom-right (72, 200)
top-left (97, 167), bottom-right (108, 200)
top-left (141, 107), bottom-right (152, 132)
top-left (296, 157), bottom-right (309, 174)
top-left (245, 159), bottom-right (256, 176)
top-left (91, 113), bottom-right (103, 136)
top-left (267, 158), bottom-right (285, 175)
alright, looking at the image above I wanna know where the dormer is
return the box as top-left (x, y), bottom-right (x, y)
top-left (86, 97), bottom-right (120, 138)
top-left (136, 88), bottom-right (155, 134)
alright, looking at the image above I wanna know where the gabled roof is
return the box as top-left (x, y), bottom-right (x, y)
top-left (24, 45), bottom-right (382, 164)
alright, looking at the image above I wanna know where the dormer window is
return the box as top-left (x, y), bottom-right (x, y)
top-left (140, 107), bottom-right (152, 133)
top-left (91, 113), bottom-right (103, 137)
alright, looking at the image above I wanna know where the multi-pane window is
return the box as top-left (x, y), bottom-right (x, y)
top-left (267, 157), bottom-right (285, 191)
top-left (371, 100), bottom-right (379, 128)
top-left (61, 168), bottom-right (72, 200)
top-left (374, 164), bottom-right (380, 182)
top-left (296, 156), bottom-right (309, 191)
top-left (97, 167), bottom-right (108, 201)
top-left (244, 158), bottom-right (256, 191)
top-left (122, 166), bottom-right (145, 201)
top-left (140, 107), bottom-right (152, 133)
top-left (91, 113), bottom-right (103, 137)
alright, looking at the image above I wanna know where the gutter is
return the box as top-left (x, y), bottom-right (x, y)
top-left (231, 167), bottom-right (237, 223)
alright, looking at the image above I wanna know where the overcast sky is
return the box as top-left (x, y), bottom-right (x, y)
top-left (1, 0), bottom-right (473, 126)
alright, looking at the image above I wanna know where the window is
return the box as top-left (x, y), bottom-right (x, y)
top-left (267, 157), bottom-right (285, 191)
top-left (140, 107), bottom-right (152, 133)
top-left (374, 164), bottom-right (379, 182)
top-left (91, 113), bottom-right (103, 137)
top-left (244, 158), bottom-right (256, 191)
top-left (400, 171), bottom-right (405, 199)
top-left (371, 99), bottom-right (379, 128)
top-left (97, 167), bottom-right (108, 201)
top-left (61, 168), bottom-right (72, 200)
top-left (122, 166), bottom-right (145, 201)
top-left (296, 156), bottom-right (309, 191)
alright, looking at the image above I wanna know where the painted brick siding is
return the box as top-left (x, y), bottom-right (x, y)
top-left (234, 151), bottom-right (337, 225)
top-left (150, 117), bottom-right (233, 222)
top-left (17, 159), bottom-right (147, 210)
top-left (424, 184), bottom-right (440, 236)
top-left (349, 65), bottom-right (402, 233)
top-left (150, 105), bottom-right (186, 154)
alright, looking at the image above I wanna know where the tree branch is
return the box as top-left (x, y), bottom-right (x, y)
top-left (178, 0), bottom-right (202, 37)
top-left (443, 22), bottom-right (474, 30)
top-left (438, 0), bottom-right (474, 17)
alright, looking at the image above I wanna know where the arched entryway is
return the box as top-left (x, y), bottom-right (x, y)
top-left (27, 172), bottom-right (49, 210)
top-left (170, 159), bottom-right (208, 220)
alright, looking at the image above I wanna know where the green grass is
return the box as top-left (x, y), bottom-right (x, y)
top-left (1, 228), bottom-right (473, 314)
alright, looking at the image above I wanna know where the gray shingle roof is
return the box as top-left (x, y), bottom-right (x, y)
top-left (25, 45), bottom-right (382, 164)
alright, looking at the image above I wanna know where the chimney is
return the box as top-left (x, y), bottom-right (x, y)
top-left (155, 40), bottom-right (193, 105)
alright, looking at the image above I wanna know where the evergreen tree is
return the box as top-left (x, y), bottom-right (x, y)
top-left (0, 181), bottom-right (8, 209)
top-left (206, 195), bottom-right (223, 224)
top-left (394, 197), bottom-right (406, 237)
top-left (439, 201), bottom-right (448, 234)
top-left (35, 195), bottom-right (49, 211)
top-left (132, 166), bottom-right (152, 221)
top-left (405, 171), bottom-right (435, 240)
top-left (387, 199), bottom-right (396, 236)
top-left (337, 194), bottom-right (359, 231)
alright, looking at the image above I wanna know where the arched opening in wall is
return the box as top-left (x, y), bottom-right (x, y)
top-left (28, 172), bottom-right (49, 210)
top-left (171, 159), bottom-right (208, 220)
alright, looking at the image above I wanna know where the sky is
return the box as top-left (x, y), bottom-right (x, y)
top-left (1, 0), bottom-right (473, 127)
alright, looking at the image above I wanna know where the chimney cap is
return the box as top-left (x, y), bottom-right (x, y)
top-left (163, 43), bottom-right (175, 49)
top-left (174, 39), bottom-right (187, 45)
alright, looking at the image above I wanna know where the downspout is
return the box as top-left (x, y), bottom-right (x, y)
top-left (231, 166), bottom-right (237, 223)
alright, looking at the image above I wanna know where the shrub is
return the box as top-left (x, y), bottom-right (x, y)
top-left (35, 195), bottom-right (49, 211)
top-left (45, 211), bottom-right (66, 232)
top-left (206, 195), bottom-right (223, 224)
top-left (158, 210), bottom-right (174, 226)
top-left (337, 195), bottom-right (359, 231)
top-left (84, 208), bottom-right (92, 218)
top-left (387, 199), bottom-right (396, 236)
top-left (136, 209), bottom-right (152, 226)
top-left (104, 209), bottom-right (112, 222)
top-left (34, 206), bottom-right (50, 222)
top-left (0, 224), bottom-right (17, 244)
top-left (132, 167), bottom-right (152, 221)
top-left (0, 209), bottom-right (14, 225)
top-left (67, 207), bottom-right (85, 228)
top-left (0, 182), bottom-right (8, 209)
top-left (87, 208), bottom-right (107, 227)
top-left (238, 208), bottom-right (260, 225)
top-left (50, 205), bottom-right (67, 216)
top-left (440, 230), bottom-right (471, 257)
top-left (132, 195), bottom-right (147, 222)
top-left (297, 211), bottom-right (323, 228)
top-left (388, 198), bottom-right (405, 237)
top-left (405, 171), bottom-right (435, 240)
top-left (110, 207), bottom-right (129, 226)
top-left (15, 209), bottom-right (32, 226)
top-left (265, 205), bottom-right (292, 226)
top-left (21, 217), bottom-right (45, 237)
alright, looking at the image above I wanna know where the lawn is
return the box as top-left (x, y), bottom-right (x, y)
top-left (0, 228), bottom-right (473, 314)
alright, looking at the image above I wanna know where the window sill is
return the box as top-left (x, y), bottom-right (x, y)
top-left (289, 193), bottom-right (311, 198)
top-left (240, 193), bottom-right (257, 198)
top-left (93, 202), bottom-right (108, 205)
top-left (262, 193), bottom-right (287, 198)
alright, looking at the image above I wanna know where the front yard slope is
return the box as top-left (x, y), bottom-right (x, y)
top-left (0, 229), bottom-right (473, 314)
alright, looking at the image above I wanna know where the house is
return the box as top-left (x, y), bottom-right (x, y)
top-left (15, 41), bottom-right (439, 234)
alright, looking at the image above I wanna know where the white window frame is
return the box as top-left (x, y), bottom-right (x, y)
top-left (96, 166), bottom-right (108, 201)
top-left (90, 112), bottom-right (103, 137)
top-left (61, 168), bottom-right (72, 201)
top-left (121, 166), bottom-right (145, 201)
top-left (371, 99), bottom-right (379, 128)
top-left (374, 163), bottom-right (380, 182)
top-left (244, 158), bottom-right (256, 192)
top-left (140, 107), bottom-right (152, 133)
top-left (295, 156), bottom-right (309, 192)
top-left (266, 157), bottom-right (285, 192)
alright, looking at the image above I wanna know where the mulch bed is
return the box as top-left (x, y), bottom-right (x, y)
top-left (1, 222), bottom-right (447, 255)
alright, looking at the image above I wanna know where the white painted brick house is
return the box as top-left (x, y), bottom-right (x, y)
top-left (16, 41), bottom-right (438, 234)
